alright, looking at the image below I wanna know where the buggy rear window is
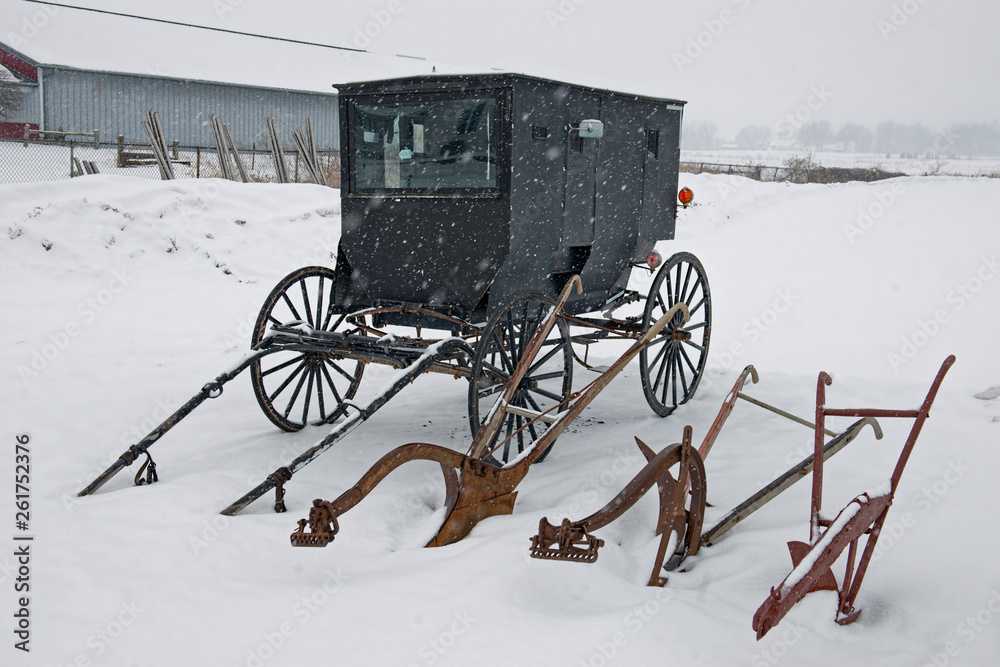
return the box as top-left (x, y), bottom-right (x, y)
top-left (349, 95), bottom-right (498, 193)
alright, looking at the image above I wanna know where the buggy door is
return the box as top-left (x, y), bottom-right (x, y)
top-left (563, 91), bottom-right (602, 246)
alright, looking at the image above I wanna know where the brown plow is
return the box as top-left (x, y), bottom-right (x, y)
top-left (292, 275), bottom-right (697, 569)
top-left (289, 274), bottom-right (955, 639)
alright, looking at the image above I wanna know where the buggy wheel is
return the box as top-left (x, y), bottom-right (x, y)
top-left (639, 252), bottom-right (712, 417)
top-left (250, 266), bottom-right (366, 432)
top-left (469, 292), bottom-right (573, 465)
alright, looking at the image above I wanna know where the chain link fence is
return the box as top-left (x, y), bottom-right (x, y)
top-left (0, 137), bottom-right (340, 186)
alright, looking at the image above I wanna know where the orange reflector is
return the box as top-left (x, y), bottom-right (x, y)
top-left (678, 187), bottom-right (694, 205)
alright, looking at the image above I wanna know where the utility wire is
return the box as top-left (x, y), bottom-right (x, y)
top-left (19, 0), bottom-right (426, 59)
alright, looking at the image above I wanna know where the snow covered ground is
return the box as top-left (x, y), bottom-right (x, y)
top-left (3, 173), bottom-right (999, 666)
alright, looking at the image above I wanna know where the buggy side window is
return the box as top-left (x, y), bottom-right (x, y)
top-left (352, 96), bottom-right (498, 192)
top-left (647, 128), bottom-right (660, 159)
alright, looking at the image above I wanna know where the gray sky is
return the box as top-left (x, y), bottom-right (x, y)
top-left (27, 0), bottom-right (1000, 138)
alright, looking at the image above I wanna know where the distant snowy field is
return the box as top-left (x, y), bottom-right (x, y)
top-left (2, 173), bottom-right (999, 666)
top-left (682, 149), bottom-right (1000, 177)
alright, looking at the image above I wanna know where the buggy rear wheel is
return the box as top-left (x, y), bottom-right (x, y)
top-left (469, 291), bottom-right (573, 465)
top-left (250, 266), bottom-right (366, 431)
top-left (639, 252), bottom-right (712, 416)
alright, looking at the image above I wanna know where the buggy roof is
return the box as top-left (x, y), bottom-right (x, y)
top-left (334, 72), bottom-right (686, 107)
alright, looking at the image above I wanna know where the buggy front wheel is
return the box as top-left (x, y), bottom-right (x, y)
top-left (250, 266), bottom-right (366, 431)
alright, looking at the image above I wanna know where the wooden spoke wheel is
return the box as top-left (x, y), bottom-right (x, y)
top-left (468, 291), bottom-right (573, 465)
top-left (640, 252), bottom-right (712, 417)
top-left (250, 266), bottom-right (366, 431)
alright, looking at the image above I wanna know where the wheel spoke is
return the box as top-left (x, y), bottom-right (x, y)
top-left (493, 331), bottom-right (515, 375)
top-left (315, 366), bottom-right (327, 421)
top-left (671, 347), bottom-right (680, 407)
top-left (672, 265), bottom-right (682, 307)
top-left (300, 279), bottom-right (314, 327)
top-left (527, 370), bottom-right (566, 383)
top-left (505, 311), bottom-right (518, 364)
top-left (679, 264), bottom-right (694, 304)
top-left (268, 360), bottom-right (306, 402)
top-left (530, 386), bottom-right (565, 402)
top-left (683, 276), bottom-right (703, 304)
top-left (480, 359), bottom-right (510, 382)
top-left (328, 359), bottom-right (359, 383)
top-left (678, 344), bottom-right (699, 375)
top-left (262, 354), bottom-right (306, 377)
top-left (515, 414), bottom-right (526, 454)
top-left (314, 277), bottom-right (325, 329)
top-left (322, 301), bottom-right (342, 332)
top-left (526, 340), bottom-right (565, 376)
top-left (477, 383), bottom-right (505, 400)
top-left (682, 339), bottom-right (705, 353)
top-left (283, 364), bottom-right (311, 419)
top-left (660, 346), bottom-right (675, 407)
top-left (502, 416), bottom-right (515, 462)
top-left (320, 363), bottom-right (345, 408)
top-left (653, 343), bottom-right (670, 395)
top-left (281, 292), bottom-right (303, 322)
top-left (301, 366), bottom-right (316, 424)
top-left (676, 354), bottom-right (690, 399)
top-left (646, 334), bottom-right (673, 350)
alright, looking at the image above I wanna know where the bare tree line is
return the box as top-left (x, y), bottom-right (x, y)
top-left (684, 119), bottom-right (1000, 158)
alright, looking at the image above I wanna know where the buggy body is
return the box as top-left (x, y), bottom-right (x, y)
top-left (334, 73), bottom-right (686, 325)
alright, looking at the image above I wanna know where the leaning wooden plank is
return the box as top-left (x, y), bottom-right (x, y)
top-left (222, 122), bottom-right (250, 183)
top-left (305, 118), bottom-right (327, 186)
top-left (265, 117), bottom-right (290, 183)
top-left (209, 114), bottom-right (234, 180)
top-left (147, 110), bottom-right (175, 179)
top-left (141, 119), bottom-right (173, 180)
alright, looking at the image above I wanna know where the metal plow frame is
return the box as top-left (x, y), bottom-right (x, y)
top-left (290, 276), bottom-right (695, 550)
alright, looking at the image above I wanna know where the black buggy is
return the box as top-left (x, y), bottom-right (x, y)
top-left (81, 73), bottom-right (711, 511)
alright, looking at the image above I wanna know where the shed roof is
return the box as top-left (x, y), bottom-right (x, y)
top-left (0, 0), bottom-right (474, 93)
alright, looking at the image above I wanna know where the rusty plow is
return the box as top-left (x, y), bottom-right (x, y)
top-left (291, 276), bottom-right (696, 552)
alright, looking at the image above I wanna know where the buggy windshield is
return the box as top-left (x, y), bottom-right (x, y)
top-left (350, 95), bottom-right (498, 192)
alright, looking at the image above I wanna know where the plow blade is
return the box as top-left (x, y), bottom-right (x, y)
top-left (753, 489), bottom-right (892, 639)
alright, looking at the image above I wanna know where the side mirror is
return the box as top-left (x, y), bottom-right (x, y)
top-left (574, 119), bottom-right (604, 139)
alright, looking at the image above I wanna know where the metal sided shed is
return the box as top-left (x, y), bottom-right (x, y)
top-left (335, 73), bottom-right (686, 324)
